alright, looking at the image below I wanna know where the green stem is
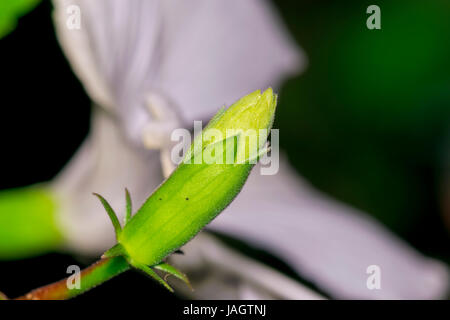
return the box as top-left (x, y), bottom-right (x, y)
top-left (15, 256), bottom-right (130, 300)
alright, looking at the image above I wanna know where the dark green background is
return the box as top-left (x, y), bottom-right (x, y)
top-left (273, 0), bottom-right (450, 259)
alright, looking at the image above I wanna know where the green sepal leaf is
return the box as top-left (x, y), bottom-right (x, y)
top-left (130, 261), bottom-right (174, 292)
top-left (93, 193), bottom-right (122, 239)
top-left (124, 188), bottom-right (132, 224)
top-left (154, 262), bottom-right (192, 290)
top-left (101, 243), bottom-right (126, 259)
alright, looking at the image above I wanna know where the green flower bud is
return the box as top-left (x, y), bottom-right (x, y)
top-left (98, 88), bottom-right (277, 291)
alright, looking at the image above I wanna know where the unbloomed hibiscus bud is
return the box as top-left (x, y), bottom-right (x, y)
top-left (97, 88), bottom-right (277, 291)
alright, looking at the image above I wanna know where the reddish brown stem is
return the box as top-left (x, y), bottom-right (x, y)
top-left (15, 256), bottom-right (130, 300)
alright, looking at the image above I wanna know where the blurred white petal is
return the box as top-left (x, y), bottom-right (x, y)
top-left (51, 110), bottom-right (163, 254)
top-left (208, 155), bottom-right (449, 299)
top-left (170, 233), bottom-right (323, 300)
top-left (53, 0), bottom-right (303, 144)
top-left (154, 0), bottom-right (303, 124)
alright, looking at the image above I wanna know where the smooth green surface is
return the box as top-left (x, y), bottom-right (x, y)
top-left (0, 186), bottom-right (62, 260)
top-left (124, 188), bottom-right (132, 224)
top-left (0, 0), bottom-right (40, 39)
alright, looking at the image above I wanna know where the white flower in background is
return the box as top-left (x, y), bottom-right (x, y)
top-left (50, 0), bottom-right (448, 299)
top-left (52, 0), bottom-right (301, 254)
